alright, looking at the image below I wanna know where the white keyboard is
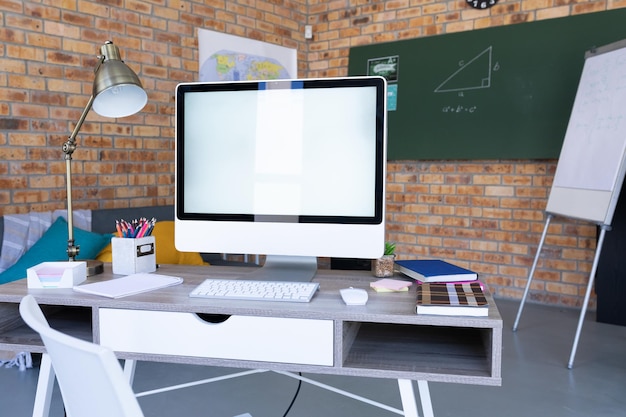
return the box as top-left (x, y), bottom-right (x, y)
top-left (189, 279), bottom-right (320, 303)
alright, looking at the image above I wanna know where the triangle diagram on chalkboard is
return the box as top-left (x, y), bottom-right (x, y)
top-left (434, 46), bottom-right (493, 93)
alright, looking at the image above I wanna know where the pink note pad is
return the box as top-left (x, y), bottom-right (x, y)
top-left (370, 278), bottom-right (413, 291)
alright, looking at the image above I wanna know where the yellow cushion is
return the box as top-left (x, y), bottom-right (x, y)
top-left (95, 244), bottom-right (112, 262)
top-left (96, 221), bottom-right (207, 266)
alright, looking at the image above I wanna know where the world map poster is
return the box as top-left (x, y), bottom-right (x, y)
top-left (198, 29), bottom-right (297, 82)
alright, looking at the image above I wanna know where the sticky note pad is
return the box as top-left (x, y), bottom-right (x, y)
top-left (370, 278), bottom-right (412, 292)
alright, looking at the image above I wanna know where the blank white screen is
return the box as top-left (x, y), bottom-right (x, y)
top-left (182, 86), bottom-right (378, 218)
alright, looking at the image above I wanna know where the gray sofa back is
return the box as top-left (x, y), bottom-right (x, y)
top-left (0, 205), bottom-right (174, 257)
top-left (90, 205), bottom-right (175, 234)
top-left (0, 204), bottom-right (255, 267)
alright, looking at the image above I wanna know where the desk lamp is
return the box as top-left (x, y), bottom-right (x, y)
top-left (62, 41), bottom-right (147, 275)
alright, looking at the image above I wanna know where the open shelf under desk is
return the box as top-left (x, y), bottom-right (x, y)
top-left (341, 322), bottom-right (499, 385)
top-left (0, 304), bottom-right (92, 353)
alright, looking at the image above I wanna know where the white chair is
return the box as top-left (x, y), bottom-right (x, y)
top-left (19, 294), bottom-right (145, 417)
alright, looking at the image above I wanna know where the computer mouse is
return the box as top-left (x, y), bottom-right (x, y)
top-left (340, 287), bottom-right (369, 306)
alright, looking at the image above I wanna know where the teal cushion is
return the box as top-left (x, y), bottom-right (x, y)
top-left (0, 217), bottom-right (112, 284)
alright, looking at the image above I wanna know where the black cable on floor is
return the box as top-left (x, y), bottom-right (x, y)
top-left (281, 372), bottom-right (303, 417)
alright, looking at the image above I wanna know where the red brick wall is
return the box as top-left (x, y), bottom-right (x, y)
top-left (384, 160), bottom-right (599, 305)
top-left (0, 0), bottom-right (307, 214)
top-left (2, 0), bottom-right (625, 308)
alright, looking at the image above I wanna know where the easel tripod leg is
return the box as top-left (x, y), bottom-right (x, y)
top-left (513, 214), bottom-right (552, 331)
top-left (567, 224), bottom-right (609, 369)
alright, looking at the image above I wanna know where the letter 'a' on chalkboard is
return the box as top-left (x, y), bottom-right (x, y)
top-left (546, 39), bottom-right (626, 226)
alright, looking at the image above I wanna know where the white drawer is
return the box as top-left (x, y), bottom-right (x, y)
top-left (99, 308), bottom-right (334, 366)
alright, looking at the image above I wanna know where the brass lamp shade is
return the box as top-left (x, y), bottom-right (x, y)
top-left (92, 42), bottom-right (147, 118)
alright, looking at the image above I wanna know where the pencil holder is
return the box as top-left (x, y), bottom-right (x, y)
top-left (111, 236), bottom-right (156, 275)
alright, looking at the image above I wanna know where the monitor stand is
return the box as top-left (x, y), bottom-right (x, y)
top-left (242, 255), bottom-right (318, 282)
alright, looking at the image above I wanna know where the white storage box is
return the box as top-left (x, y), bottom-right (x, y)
top-left (111, 236), bottom-right (156, 275)
top-left (27, 261), bottom-right (87, 289)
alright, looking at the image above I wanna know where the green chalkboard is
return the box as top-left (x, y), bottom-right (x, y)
top-left (348, 9), bottom-right (626, 160)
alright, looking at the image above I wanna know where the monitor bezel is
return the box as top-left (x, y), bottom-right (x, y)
top-left (175, 76), bottom-right (387, 227)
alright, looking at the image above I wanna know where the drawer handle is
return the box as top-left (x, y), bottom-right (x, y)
top-left (195, 313), bottom-right (231, 323)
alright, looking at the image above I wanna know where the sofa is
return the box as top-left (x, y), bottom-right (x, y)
top-left (0, 205), bottom-right (175, 254)
top-left (0, 205), bottom-right (250, 286)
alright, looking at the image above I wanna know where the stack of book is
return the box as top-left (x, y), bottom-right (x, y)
top-left (415, 281), bottom-right (488, 317)
top-left (395, 259), bottom-right (477, 283)
top-left (394, 259), bottom-right (488, 316)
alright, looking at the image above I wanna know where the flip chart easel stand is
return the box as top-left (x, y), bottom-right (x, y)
top-left (512, 214), bottom-right (611, 369)
top-left (512, 38), bottom-right (626, 369)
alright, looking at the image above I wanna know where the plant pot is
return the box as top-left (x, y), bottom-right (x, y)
top-left (372, 255), bottom-right (395, 277)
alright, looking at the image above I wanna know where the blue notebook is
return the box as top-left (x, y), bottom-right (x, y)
top-left (395, 259), bottom-right (477, 283)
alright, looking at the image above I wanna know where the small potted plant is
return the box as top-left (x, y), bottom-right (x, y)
top-left (372, 242), bottom-right (396, 277)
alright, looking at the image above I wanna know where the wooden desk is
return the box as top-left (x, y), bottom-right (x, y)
top-left (0, 264), bottom-right (502, 417)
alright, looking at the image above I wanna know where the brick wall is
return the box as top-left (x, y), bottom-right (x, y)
top-left (385, 160), bottom-right (600, 306)
top-left (1, 0), bottom-right (625, 308)
top-left (0, 0), bottom-right (308, 215)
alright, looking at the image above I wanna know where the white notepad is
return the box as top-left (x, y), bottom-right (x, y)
top-left (73, 273), bottom-right (183, 298)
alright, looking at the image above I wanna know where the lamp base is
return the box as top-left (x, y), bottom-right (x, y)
top-left (85, 259), bottom-right (104, 276)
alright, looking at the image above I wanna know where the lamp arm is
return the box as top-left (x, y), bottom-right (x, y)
top-left (62, 94), bottom-right (95, 260)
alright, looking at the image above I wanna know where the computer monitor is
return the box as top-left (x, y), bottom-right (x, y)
top-left (174, 76), bottom-right (387, 281)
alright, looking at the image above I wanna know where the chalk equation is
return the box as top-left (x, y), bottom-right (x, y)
top-left (442, 105), bottom-right (478, 113)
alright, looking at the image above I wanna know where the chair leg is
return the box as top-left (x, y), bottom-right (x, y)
top-left (32, 353), bottom-right (54, 417)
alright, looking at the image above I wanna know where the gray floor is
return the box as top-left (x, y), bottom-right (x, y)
top-left (2, 298), bottom-right (625, 417)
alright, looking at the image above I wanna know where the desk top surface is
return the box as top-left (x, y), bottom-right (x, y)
top-left (0, 264), bottom-right (501, 328)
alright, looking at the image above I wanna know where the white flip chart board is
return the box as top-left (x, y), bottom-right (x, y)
top-left (546, 39), bottom-right (626, 225)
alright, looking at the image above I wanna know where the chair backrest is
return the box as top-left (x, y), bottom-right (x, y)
top-left (19, 295), bottom-right (145, 417)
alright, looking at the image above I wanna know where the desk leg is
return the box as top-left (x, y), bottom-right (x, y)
top-left (417, 381), bottom-right (433, 417)
top-left (398, 379), bottom-right (419, 417)
top-left (32, 354), bottom-right (54, 417)
top-left (398, 379), bottom-right (434, 417)
top-left (123, 359), bottom-right (137, 384)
